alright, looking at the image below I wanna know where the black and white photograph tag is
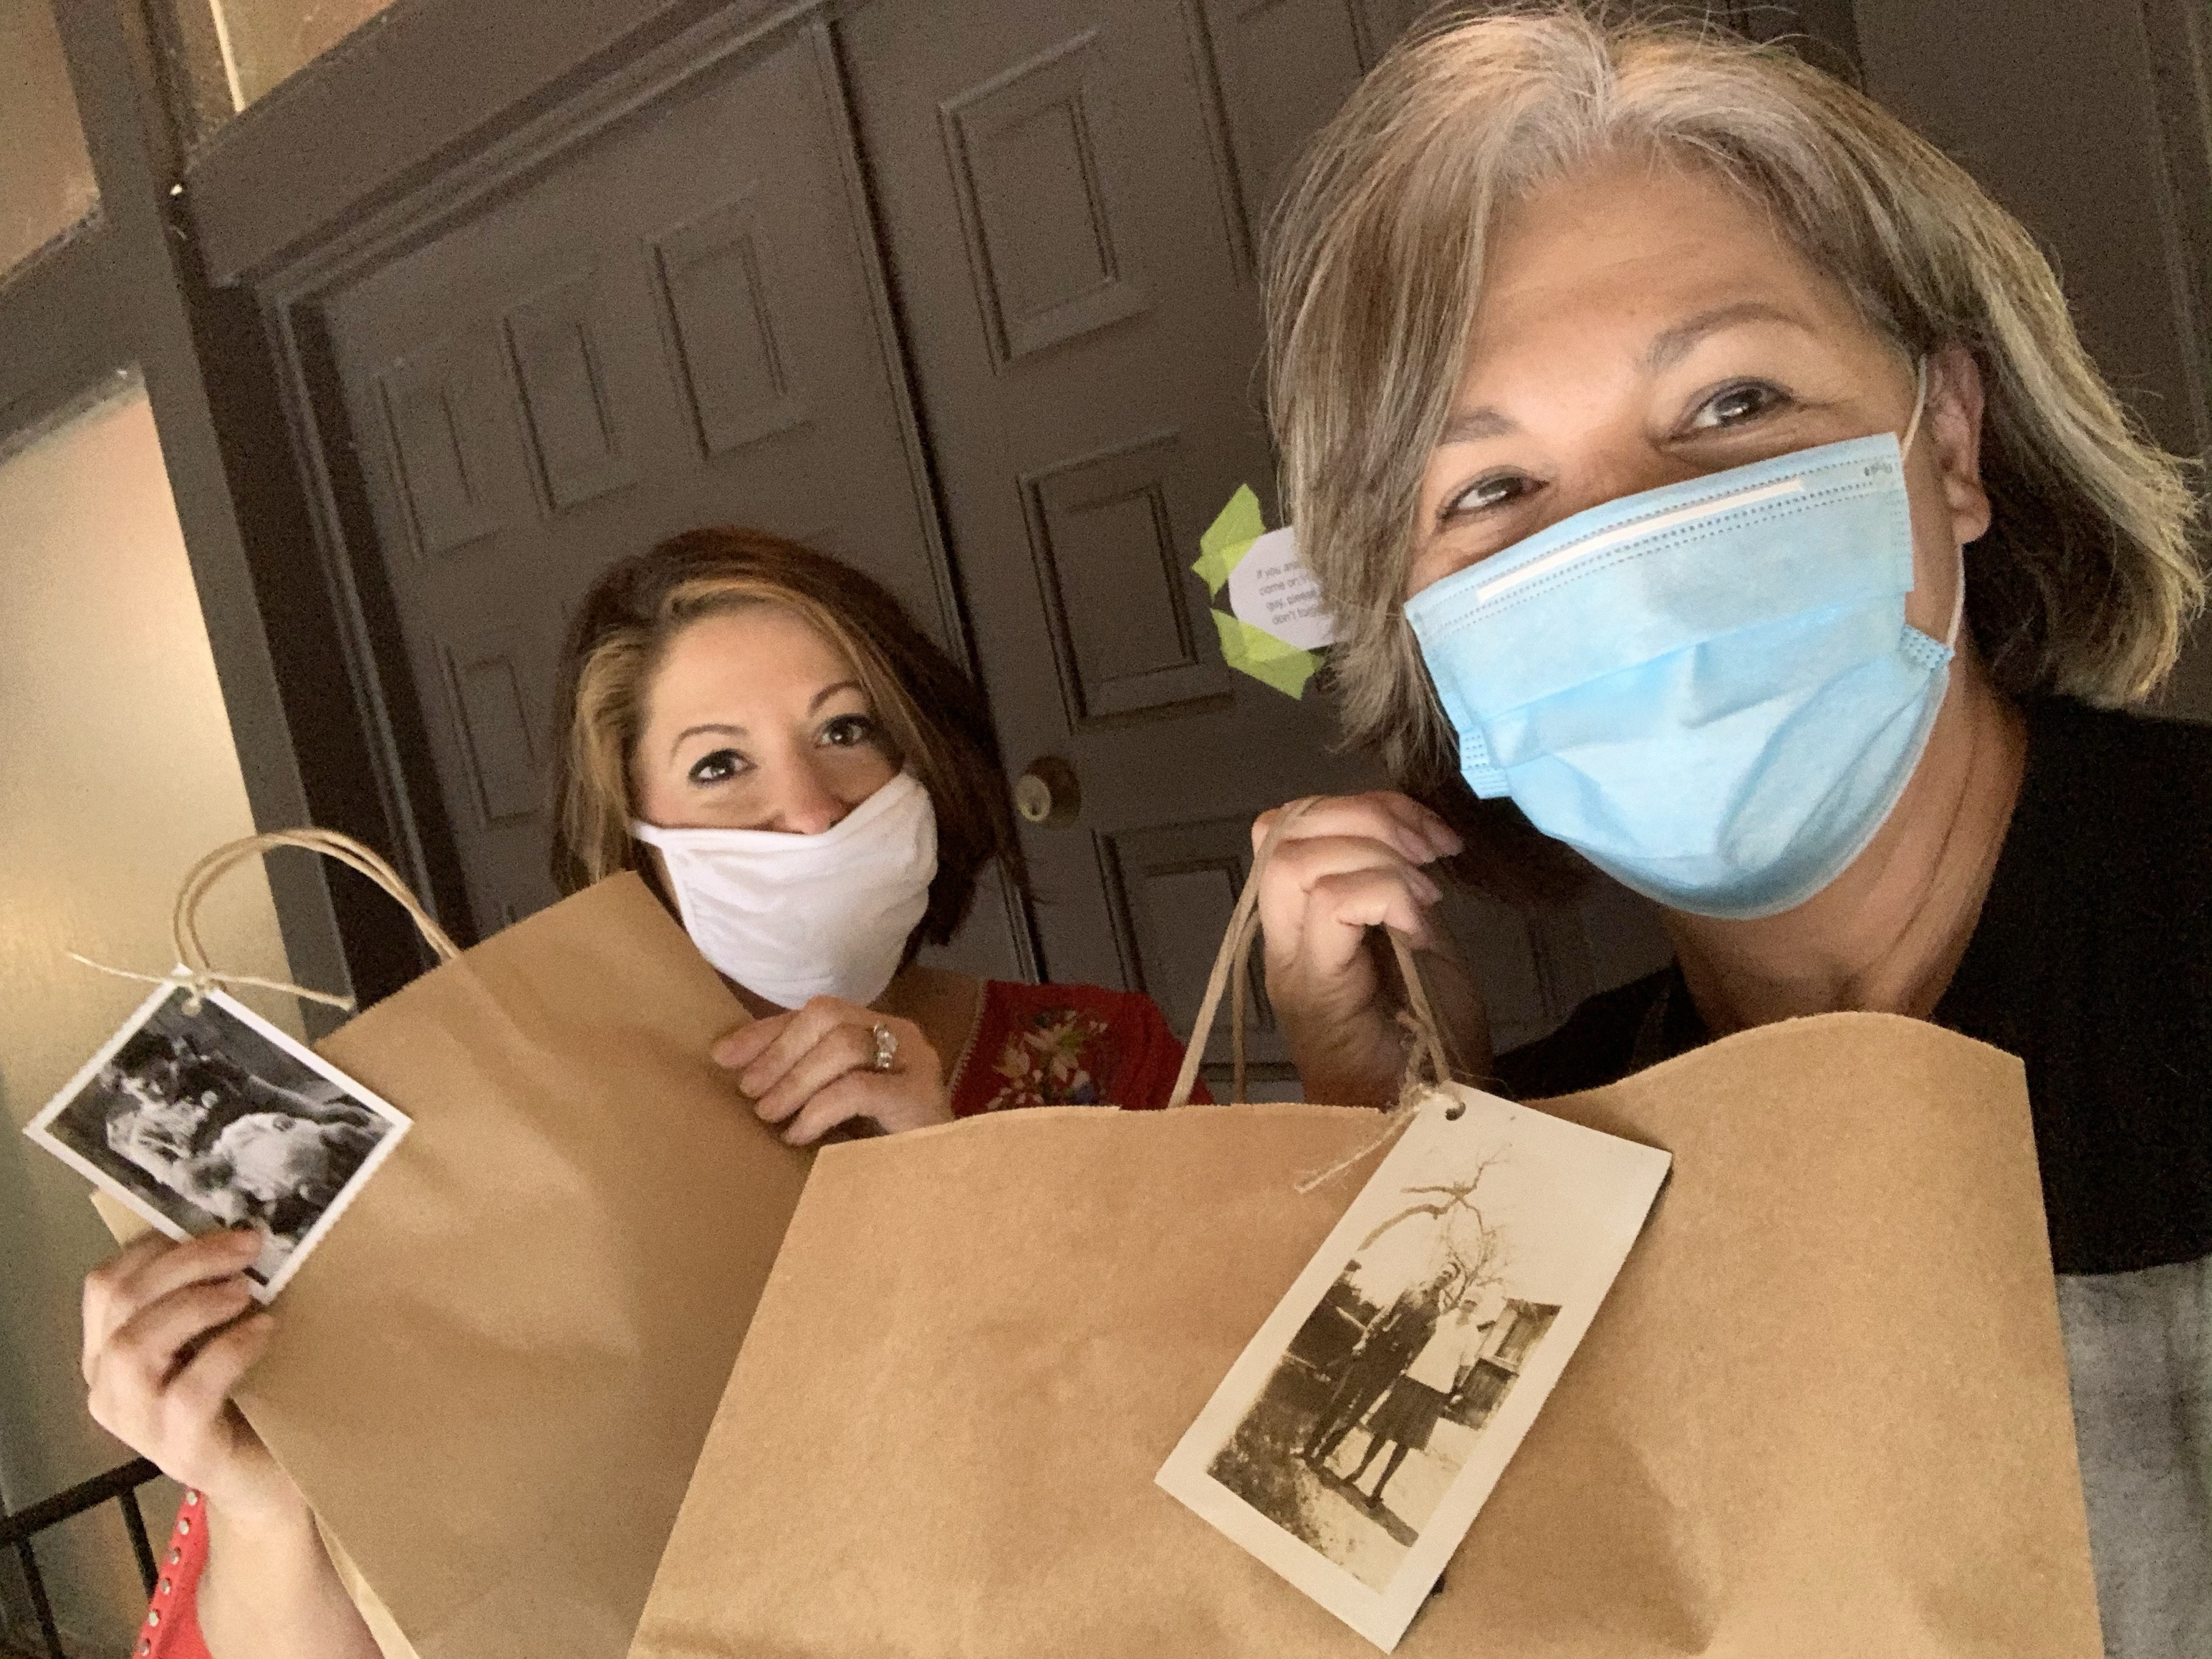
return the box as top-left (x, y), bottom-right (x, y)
top-left (25, 976), bottom-right (410, 1301)
top-left (1156, 1085), bottom-right (1671, 1650)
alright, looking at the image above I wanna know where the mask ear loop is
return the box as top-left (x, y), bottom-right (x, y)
top-left (1900, 355), bottom-right (1928, 458)
top-left (1899, 355), bottom-right (1967, 652)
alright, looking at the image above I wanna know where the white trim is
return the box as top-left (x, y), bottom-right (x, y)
top-left (208, 0), bottom-right (250, 115)
top-left (1473, 476), bottom-right (1809, 605)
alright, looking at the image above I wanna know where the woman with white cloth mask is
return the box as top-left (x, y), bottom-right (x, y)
top-left (551, 528), bottom-right (1200, 1144)
top-left (77, 529), bottom-right (1198, 1659)
top-left (1251, 11), bottom-right (2208, 1655)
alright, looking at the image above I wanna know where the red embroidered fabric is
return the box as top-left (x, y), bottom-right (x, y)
top-left (138, 1489), bottom-right (211, 1659)
top-left (948, 981), bottom-right (1206, 1115)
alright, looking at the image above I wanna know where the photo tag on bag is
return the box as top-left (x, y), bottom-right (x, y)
top-left (1155, 1083), bottom-right (1670, 1650)
top-left (26, 977), bottom-right (411, 1301)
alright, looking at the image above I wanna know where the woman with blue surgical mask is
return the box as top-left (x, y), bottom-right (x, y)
top-left (1252, 12), bottom-right (2206, 1655)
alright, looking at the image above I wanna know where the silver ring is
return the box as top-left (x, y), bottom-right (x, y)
top-left (867, 1022), bottom-right (898, 1074)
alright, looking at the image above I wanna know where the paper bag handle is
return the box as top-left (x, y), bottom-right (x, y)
top-left (179, 827), bottom-right (461, 971)
top-left (1166, 799), bottom-right (1453, 1107)
top-left (143, 830), bottom-right (461, 1014)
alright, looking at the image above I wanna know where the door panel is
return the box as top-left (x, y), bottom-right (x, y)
top-left (840, 0), bottom-right (1587, 1068)
top-left (1021, 430), bottom-right (1233, 721)
top-left (1108, 814), bottom-right (1274, 1067)
top-left (650, 191), bottom-right (811, 456)
top-left (318, 21), bottom-right (1026, 978)
top-left (940, 31), bottom-right (1153, 362)
top-left (1198, 0), bottom-right (1420, 251)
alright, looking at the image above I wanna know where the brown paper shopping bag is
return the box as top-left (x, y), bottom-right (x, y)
top-left (92, 832), bottom-right (809, 1659)
top-left (631, 835), bottom-right (2098, 1656)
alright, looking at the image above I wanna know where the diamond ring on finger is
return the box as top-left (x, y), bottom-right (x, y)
top-left (867, 1022), bottom-right (898, 1074)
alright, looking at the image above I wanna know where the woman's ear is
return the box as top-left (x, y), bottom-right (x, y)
top-left (1924, 343), bottom-right (1991, 547)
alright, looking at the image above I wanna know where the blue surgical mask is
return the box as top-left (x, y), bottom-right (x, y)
top-left (1405, 392), bottom-right (1957, 919)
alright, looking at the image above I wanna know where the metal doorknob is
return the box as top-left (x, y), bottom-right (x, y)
top-left (1014, 756), bottom-right (1082, 826)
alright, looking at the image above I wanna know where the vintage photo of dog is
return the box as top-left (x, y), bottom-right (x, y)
top-left (27, 981), bottom-right (409, 1299)
top-left (1158, 1087), bottom-right (1670, 1650)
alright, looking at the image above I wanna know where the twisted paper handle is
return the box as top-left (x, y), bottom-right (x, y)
top-left (72, 829), bottom-right (459, 1015)
top-left (1166, 797), bottom-right (1454, 1153)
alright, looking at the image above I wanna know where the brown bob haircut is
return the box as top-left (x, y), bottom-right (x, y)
top-left (549, 527), bottom-right (1028, 948)
top-left (1264, 5), bottom-right (2203, 902)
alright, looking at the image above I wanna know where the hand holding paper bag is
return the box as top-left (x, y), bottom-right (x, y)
top-left (630, 831), bottom-right (2098, 1656)
top-left (1246, 792), bottom-right (1477, 1105)
top-left (80, 1229), bottom-right (282, 1512)
top-left (715, 997), bottom-right (951, 1144)
top-left (82, 838), bottom-right (812, 1659)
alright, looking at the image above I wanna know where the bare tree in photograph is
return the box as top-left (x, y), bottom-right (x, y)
top-left (1354, 1148), bottom-right (1513, 1323)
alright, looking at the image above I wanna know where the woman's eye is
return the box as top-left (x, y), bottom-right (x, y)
top-left (821, 713), bottom-right (880, 749)
top-left (688, 748), bottom-right (746, 785)
top-left (1441, 471), bottom-right (1539, 520)
top-left (1688, 380), bottom-right (1790, 431)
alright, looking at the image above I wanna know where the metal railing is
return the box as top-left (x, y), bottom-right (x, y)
top-left (0, 1458), bottom-right (161, 1659)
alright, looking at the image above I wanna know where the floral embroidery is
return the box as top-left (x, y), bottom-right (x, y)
top-left (983, 1006), bottom-right (1115, 1111)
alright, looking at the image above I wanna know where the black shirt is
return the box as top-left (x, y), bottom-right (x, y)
top-left (1494, 697), bottom-right (2212, 1277)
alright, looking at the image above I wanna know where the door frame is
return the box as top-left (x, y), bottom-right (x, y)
top-left (4, 0), bottom-right (373, 1023)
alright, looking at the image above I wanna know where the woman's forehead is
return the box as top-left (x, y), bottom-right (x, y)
top-left (1463, 158), bottom-right (1867, 378)
top-left (650, 606), bottom-right (860, 716)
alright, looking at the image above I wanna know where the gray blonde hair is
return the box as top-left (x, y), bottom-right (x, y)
top-left (1266, 4), bottom-right (2204, 809)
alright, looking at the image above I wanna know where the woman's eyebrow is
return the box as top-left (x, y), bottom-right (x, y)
top-left (1438, 406), bottom-right (1519, 446)
top-left (670, 721), bottom-right (746, 759)
top-left (668, 683), bottom-right (860, 758)
top-left (1645, 300), bottom-right (1807, 371)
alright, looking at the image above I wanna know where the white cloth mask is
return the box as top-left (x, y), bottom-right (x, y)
top-left (630, 771), bottom-right (938, 1009)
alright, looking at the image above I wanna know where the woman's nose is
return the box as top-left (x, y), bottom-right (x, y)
top-left (1567, 450), bottom-right (1711, 526)
top-left (762, 762), bottom-right (850, 835)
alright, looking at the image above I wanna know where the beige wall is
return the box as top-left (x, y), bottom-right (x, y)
top-left (0, 0), bottom-right (100, 276)
top-left (213, 0), bottom-right (399, 109)
top-left (0, 386), bottom-right (299, 1655)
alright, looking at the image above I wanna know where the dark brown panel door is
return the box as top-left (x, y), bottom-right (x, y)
top-left (316, 21), bottom-right (1028, 978)
top-left (837, 0), bottom-right (1598, 1068)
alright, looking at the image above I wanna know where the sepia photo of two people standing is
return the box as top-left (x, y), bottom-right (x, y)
top-left (1302, 1276), bottom-right (1509, 1512)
